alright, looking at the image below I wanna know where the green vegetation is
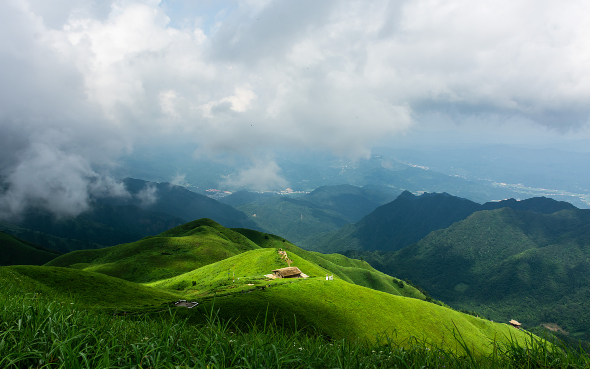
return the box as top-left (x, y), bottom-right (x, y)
top-left (235, 185), bottom-right (396, 248)
top-left (310, 191), bottom-right (481, 253)
top-left (0, 221), bottom-right (103, 254)
top-left (2, 263), bottom-right (541, 359)
top-left (7, 213), bottom-right (587, 366)
top-left (46, 219), bottom-right (260, 283)
top-left (234, 228), bottom-right (423, 298)
top-left (0, 266), bottom-right (178, 308)
top-left (348, 207), bottom-right (590, 340)
top-left (47, 218), bottom-right (420, 297)
top-left (310, 192), bottom-right (577, 253)
top-left (4, 288), bottom-right (588, 369)
top-left (0, 232), bottom-right (61, 266)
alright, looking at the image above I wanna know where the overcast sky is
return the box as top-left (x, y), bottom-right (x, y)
top-left (1, 0), bottom-right (590, 217)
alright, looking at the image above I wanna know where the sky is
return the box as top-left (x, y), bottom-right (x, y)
top-left (1, 0), bottom-right (590, 218)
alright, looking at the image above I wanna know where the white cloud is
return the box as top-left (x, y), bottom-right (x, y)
top-left (223, 159), bottom-right (288, 191)
top-left (1, 0), bottom-right (590, 217)
top-left (136, 183), bottom-right (158, 206)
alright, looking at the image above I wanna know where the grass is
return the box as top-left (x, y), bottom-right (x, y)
top-left (0, 232), bottom-right (60, 266)
top-left (46, 220), bottom-right (261, 283)
top-left (147, 248), bottom-right (329, 293)
top-left (2, 286), bottom-right (589, 369)
top-left (2, 263), bottom-right (537, 355)
top-left (233, 228), bottom-right (424, 298)
top-left (46, 218), bottom-right (424, 299)
top-left (190, 278), bottom-right (537, 355)
top-left (0, 266), bottom-right (179, 309)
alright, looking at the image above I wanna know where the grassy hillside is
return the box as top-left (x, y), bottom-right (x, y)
top-left (0, 232), bottom-right (61, 266)
top-left (48, 218), bottom-right (423, 298)
top-left (3, 268), bottom-right (572, 368)
top-left (349, 207), bottom-right (590, 339)
top-left (234, 228), bottom-right (424, 298)
top-left (46, 219), bottom-right (261, 283)
top-left (190, 278), bottom-right (533, 354)
top-left (0, 265), bottom-right (178, 308)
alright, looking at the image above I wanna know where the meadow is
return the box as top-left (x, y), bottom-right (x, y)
top-left (4, 219), bottom-right (590, 368)
top-left (2, 288), bottom-right (590, 369)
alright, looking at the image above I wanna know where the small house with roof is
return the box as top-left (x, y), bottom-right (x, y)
top-left (271, 267), bottom-right (303, 279)
top-left (509, 319), bottom-right (522, 329)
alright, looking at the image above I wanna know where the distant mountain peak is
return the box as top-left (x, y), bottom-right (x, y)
top-left (397, 190), bottom-right (416, 199)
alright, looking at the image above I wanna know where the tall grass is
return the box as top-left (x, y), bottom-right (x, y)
top-left (1, 290), bottom-right (589, 368)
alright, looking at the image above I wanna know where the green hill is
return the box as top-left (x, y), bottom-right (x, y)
top-left (46, 219), bottom-right (260, 283)
top-left (311, 191), bottom-right (577, 253)
top-left (348, 207), bottom-right (590, 339)
top-left (310, 191), bottom-right (481, 252)
top-left (0, 265), bottom-right (178, 308)
top-left (47, 219), bottom-right (422, 298)
top-left (188, 278), bottom-right (533, 354)
top-left (0, 232), bottom-right (61, 266)
top-left (0, 264), bottom-right (535, 355)
top-left (233, 228), bottom-right (423, 298)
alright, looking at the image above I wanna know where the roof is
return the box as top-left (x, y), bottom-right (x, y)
top-left (509, 319), bottom-right (522, 326)
top-left (271, 267), bottom-right (302, 277)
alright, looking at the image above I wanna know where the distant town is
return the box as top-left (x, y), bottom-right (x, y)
top-left (204, 188), bottom-right (309, 200)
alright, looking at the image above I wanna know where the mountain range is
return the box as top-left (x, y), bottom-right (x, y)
top-left (1, 178), bottom-right (260, 251)
top-left (343, 204), bottom-right (590, 339)
top-left (231, 184), bottom-right (399, 247)
top-left (310, 191), bottom-right (576, 253)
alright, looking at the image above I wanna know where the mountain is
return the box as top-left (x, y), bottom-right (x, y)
top-left (118, 178), bottom-right (261, 230)
top-left (47, 218), bottom-right (417, 298)
top-left (310, 191), bottom-right (576, 253)
top-left (15, 217), bottom-right (536, 353)
top-left (234, 185), bottom-right (399, 247)
top-left (0, 263), bottom-right (534, 354)
top-left (345, 207), bottom-right (590, 338)
top-left (117, 146), bottom-right (530, 205)
top-left (481, 196), bottom-right (576, 214)
top-left (0, 232), bottom-right (61, 266)
top-left (0, 220), bottom-right (103, 254)
top-left (5, 178), bottom-right (261, 250)
top-left (14, 203), bottom-right (186, 247)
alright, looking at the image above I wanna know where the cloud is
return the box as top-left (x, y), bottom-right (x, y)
top-left (0, 143), bottom-right (128, 219)
top-left (1, 0), bottom-right (590, 217)
top-left (136, 183), bottom-right (158, 206)
top-left (170, 173), bottom-right (186, 186)
top-left (223, 160), bottom-right (288, 191)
